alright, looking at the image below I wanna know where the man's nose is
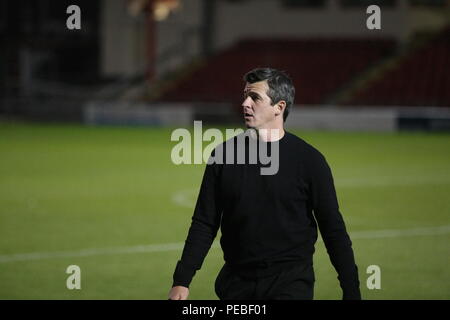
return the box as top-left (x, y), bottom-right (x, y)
top-left (242, 96), bottom-right (252, 108)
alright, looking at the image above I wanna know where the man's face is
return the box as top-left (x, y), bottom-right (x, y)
top-left (242, 80), bottom-right (279, 129)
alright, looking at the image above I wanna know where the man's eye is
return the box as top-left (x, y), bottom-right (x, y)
top-left (244, 93), bottom-right (259, 101)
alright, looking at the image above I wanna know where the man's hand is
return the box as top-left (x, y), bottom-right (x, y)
top-left (168, 286), bottom-right (189, 300)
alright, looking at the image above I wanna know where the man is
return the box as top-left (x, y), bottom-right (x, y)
top-left (168, 67), bottom-right (361, 300)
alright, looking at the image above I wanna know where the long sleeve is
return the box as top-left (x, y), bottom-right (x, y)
top-left (172, 158), bottom-right (223, 288)
top-left (308, 151), bottom-right (361, 300)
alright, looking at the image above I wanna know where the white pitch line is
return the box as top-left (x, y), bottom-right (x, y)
top-left (0, 242), bottom-right (221, 264)
top-left (0, 225), bottom-right (449, 264)
top-left (349, 224), bottom-right (450, 240)
top-left (172, 189), bottom-right (198, 209)
top-left (172, 176), bottom-right (450, 208)
top-left (336, 175), bottom-right (450, 188)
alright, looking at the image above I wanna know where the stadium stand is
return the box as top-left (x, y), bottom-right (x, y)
top-left (345, 26), bottom-right (450, 107)
top-left (156, 38), bottom-right (396, 106)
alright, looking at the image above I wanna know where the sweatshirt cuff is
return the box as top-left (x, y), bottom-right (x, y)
top-left (342, 288), bottom-right (362, 300)
top-left (172, 260), bottom-right (196, 288)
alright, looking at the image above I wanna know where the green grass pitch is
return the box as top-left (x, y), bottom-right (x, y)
top-left (0, 122), bottom-right (449, 299)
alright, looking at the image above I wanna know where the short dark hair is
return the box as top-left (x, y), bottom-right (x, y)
top-left (243, 67), bottom-right (295, 122)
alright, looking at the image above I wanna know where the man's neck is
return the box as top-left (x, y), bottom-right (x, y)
top-left (256, 127), bottom-right (285, 142)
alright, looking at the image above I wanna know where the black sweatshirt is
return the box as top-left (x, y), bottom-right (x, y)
top-left (173, 131), bottom-right (361, 299)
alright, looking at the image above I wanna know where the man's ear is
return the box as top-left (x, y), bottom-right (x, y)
top-left (275, 101), bottom-right (286, 117)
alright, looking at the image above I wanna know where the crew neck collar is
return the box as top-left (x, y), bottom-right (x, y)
top-left (247, 128), bottom-right (287, 143)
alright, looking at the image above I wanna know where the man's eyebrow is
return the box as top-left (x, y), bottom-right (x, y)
top-left (244, 90), bottom-right (261, 98)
